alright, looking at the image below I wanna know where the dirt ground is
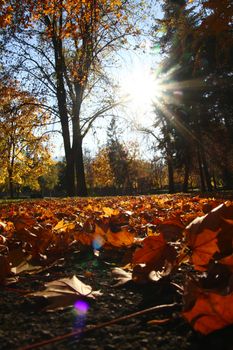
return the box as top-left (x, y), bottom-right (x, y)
top-left (1, 249), bottom-right (233, 350)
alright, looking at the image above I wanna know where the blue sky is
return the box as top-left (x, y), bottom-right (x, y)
top-left (51, 2), bottom-right (164, 160)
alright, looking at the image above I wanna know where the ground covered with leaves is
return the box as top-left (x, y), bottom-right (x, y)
top-left (0, 194), bottom-right (233, 349)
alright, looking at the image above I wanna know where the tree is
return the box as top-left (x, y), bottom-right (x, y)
top-left (0, 78), bottom-right (52, 197)
top-left (1, 0), bottom-right (143, 196)
top-left (39, 162), bottom-right (60, 197)
top-left (107, 117), bottom-right (132, 191)
top-left (151, 0), bottom-right (233, 191)
top-left (90, 147), bottom-right (115, 189)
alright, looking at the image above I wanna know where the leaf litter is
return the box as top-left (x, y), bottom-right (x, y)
top-left (0, 194), bottom-right (233, 348)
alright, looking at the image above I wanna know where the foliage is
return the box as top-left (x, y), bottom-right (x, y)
top-left (0, 194), bottom-right (233, 336)
top-left (151, 0), bottom-right (233, 192)
top-left (0, 0), bottom-right (144, 196)
top-left (0, 78), bottom-right (53, 197)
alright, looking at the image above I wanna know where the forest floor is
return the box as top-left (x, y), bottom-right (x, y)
top-left (1, 192), bottom-right (233, 350)
top-left (1, 249), bottom-right (232, 350)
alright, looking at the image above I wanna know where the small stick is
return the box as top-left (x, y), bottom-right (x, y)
top-left (19, 302), bottom-right (178, 350)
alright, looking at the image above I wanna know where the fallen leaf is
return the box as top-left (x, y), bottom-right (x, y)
top-left (219, 255), bottom-right (233, 272)
top-left (132, 235), bottom-right (176, 268)
top-left (106, 228), bottom-right (134, 247)
top-left (185, 229), bottom-right (220, 270)
top-left (112, 267), bottom-right (132, 286)
top-left (54, 219), bottom-right (75, 233)
top-left (183, 290), bottom-right (233, 334)
top-left (132, 235), bottom-right (177, 282)
top-left (12, 214), bottom-right (36, 232)
top-left (28, 275), bottom-right (102, 311)
top-left (185, 202), bottom-right (233, 235)
top-left (158, 218), bottom-right (185, 241)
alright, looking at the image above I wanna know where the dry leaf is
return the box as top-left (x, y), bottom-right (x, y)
top-left (186, 229), bottom-right (220, 270)
top-left (28, 275), bottom-right (102, 311)
top-left (106, 228), bottom-right (134, 247)
top-left (112, 267), bottom-right (132, 286)
top-left (183, 291), bottom-right (233, 334)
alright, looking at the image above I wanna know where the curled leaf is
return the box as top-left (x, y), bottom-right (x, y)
top-left (28, 275), bottom-right (102, 311)
top-left (183, 290), bottom-right (233, 334)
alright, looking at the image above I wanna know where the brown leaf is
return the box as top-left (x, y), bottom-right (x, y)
top-left (28, 275), bottom-right (102, 311)
top-left (219, 255), bottom-right (233, 273)
top-left (185, 201), bottom-right (233, 235)
top-left (106, 228), bottom-right (134, 247)
top-left (186, 229), bottom-right (220, 270)
top-left (13, 214), bottom-right (36, 232)
top-left (132, 235), bottom-right (177, 283)
top-left (158, 217), bottom-right (185, 241)
top-left (132, 235), bottom-right (176, 267)
top-left (183, 290), bottom-right (233, 334)
top-left (132, 235), bottom-right (166, 265)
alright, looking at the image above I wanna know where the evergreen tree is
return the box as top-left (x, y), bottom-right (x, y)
top-left (107, 117), bottom-right (131, 191)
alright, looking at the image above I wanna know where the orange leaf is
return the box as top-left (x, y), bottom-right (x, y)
top-left (186, 229), bottom-right (220, 270)
top-left (106, 228), bottom-right (134, 247)
top-left (132, 234), bottom-right (177, 282)
top-left (219, 255), bottom-right (233, 272)
top-left (132, 235), bottom-right (167, 265)
top-left (185, 201), bottom-right (233, 235)
top-left (183, 291), bottom-right (233, 334)
top-left (13, 215), bottom-right (36, 232)
top-left (158, 217), bottom-right (185, 241)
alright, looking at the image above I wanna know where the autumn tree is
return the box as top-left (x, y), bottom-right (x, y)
top-left (39, 162), bottom-right (60, 197)
top-left (0, 79), bottom-right (53, 198)
top-left (151, 0), bottom-right (233, 191)
top-left (0, 0), bottom-right (144, 196)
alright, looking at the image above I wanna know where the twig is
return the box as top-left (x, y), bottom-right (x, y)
top-left (19, 302), bottom-right (178, 350)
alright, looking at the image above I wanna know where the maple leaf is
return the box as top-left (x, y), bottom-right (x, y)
top-left (185, 201), bottom-right (233, 235)
top-left (28, 275), bottom-right (102, 311)
top-left (158, 217), bottom-right (185, 241)
top-left (185, 229), bottom-right (220, 270)
top-left (132, 235), bottom-right (177, 283)
top-left (219, 255), bottom-right (233, 273)
top-left (13, 214), bottom-right (36, 232)
top-left (54, 219), bottom-right (76, 233)
top-left (183, 290), bottom-right (233, 335)
top-left (133, 235), bottom-right (166, 265)
top-left (184, 202), bottom-right (233, 269)
top-left (106, 227), bottom-right (134, 247)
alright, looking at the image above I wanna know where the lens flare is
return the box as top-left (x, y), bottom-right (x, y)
top-left (74, 300), bottom-right (89, 315)
top-left (73, 300), bottom-right (89, 340)
top-left (92, 235), bottom-right (104, 250)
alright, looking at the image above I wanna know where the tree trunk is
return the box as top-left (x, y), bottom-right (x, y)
top-left (72, 113), bottom-right (88, 196)
top-left (197, 144), bottom-right (206, 192)
top-left (8, 168), bottom-right (14, 198)
top-left (201, 146), bottom-right (212, 191)
top-left (222, 167), bottom-right (233, 189)
top-left (75, 139), bottom-right (88, 196)
top-left (167, 155), bottom-right (175, 193)
top-left (52, 30), bottom-right (75, 196)
top-left (182, 160), bottom-right (190, 192)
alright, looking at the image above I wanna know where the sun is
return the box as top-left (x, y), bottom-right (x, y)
top-left (120, 65), bottom-right (162, 117)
